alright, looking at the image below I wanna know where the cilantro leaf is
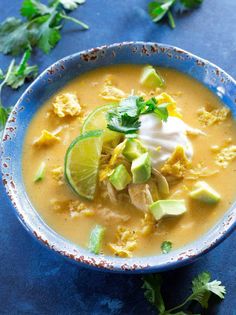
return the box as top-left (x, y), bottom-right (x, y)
top-left (0, 69), bottom-right (4, 80)
top-left (0, 18), bottom-right (32, 55)
top-left (0, 106), bottom-right (12, 138)
top-left (161, 241), bottom-right (172, 254)
top-left (206, 280), bottom-right (226, 299)
top-left (31, 14), bottom-right (62, 54)
top-left (190, 272), bottom-right (226, 308)
top-left (119, 96), bottom-right (139, 117)
top-left (106, 95), bottom-right (169, 134)
top-left (0, 0), bottom-right (88, 56)
top-left (21, 0), bottom-right (54, 20)
top-left (148, 0), bottom-right (175, 23)
top-left (5, 50), bottom-right (38, 89)
top-left (143, 271), bottom-right (226, 314)
top-left (59, 0), bottom-right (86, 11)
top-left (180, 0), bottom-right (203, 9)
top-left (148, 0), bottom-right (204, 28)
top-left (106, 110), bottom-right (140, 134)
top-left (142, 274), bottom-right (166, 313)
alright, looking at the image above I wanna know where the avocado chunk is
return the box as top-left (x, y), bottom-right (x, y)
top-left (149, 199), bottom-right (187, 221)
top-left (131, 152), bottom-right (151, 184)
top-left (140, 65), bottom-right (164, 88)
top-left (109, 164), bottom-right (131, 191)
top-left (189, 181), bottom-right (221, 204)
top-left (122, 138), bottom-right (147, 162)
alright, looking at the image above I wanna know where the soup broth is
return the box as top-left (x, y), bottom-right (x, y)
top-left (22, 65), bottom-right (236, 257)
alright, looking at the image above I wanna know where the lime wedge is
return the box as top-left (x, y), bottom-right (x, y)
top-left (82, 104), bottom-right (120, 143)
top-left (65, 130), bottom-right (103, 200)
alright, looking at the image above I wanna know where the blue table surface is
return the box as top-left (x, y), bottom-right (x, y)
top-left (0, 1), bottom-right (236, 314)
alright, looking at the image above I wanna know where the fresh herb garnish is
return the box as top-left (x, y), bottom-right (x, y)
top-left (3, 50), bottom-right (38, 89)
top-left (0, 0), bottom-right (88, 56)
top-left (0, 60), bottom-right (15, 138)
top-left (148, 0), bottom-right (204, 29)
top-left (106, 96), bottom-right (169, 135)
top-left (142, 271), bottom-right (226, 314)
top-left (161, 241), bottom-right (172, 254)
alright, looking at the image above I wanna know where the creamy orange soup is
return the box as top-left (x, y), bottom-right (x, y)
top-left (22, 65), bottom-right (236, 257)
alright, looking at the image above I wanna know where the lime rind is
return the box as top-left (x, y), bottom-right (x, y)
top-left (65, 130), bottom-right (103, 200)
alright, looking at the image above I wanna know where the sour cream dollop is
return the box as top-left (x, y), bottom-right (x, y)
top-left (138, 114), bottom-right (193, 169)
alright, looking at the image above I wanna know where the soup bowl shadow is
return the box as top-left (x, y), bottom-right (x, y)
top-left (1, 42), bottom-right (236, 273)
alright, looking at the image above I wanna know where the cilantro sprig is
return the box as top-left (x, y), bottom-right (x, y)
top-left (4, 50), bottom-right (38, 89)
top-left (148, 0), bottom-right (204, 29)
top-left (106, 96), bottom-right (169, 135)
top-left (0, 60), bottom-right (15, 138)
top-left (143, 271), bottom-right (226, 314)
top-left (0, 0), bottom-right (88, 56)
top-left (0, 0), bottom-right (88, 136)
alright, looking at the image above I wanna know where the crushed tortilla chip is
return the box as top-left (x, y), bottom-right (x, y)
top-left (215, 145), bottom-right (236, 168)
top-left (51, 166), bottom-right (64, 185)
top-left (33, 129), bottom-right (60, 146)
top-left (108, 226), bottom-right (137, 258)
top-left (100, 79), bottom-right (127, 101)
top-left (197, 107), bottom-right (230, 127)
top-left (161, 146), bottom-right (191, 178)
top-left (53, 93), bottom-right (81, 118)
top-left (155, 92), bottom-right (182, 118)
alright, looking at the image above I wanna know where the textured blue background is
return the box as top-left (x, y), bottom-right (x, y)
top-left (0, 1), bottom-right (236, 314)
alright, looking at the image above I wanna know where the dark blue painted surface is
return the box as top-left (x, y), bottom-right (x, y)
top-left (0, 0), bottom-right (235, 314)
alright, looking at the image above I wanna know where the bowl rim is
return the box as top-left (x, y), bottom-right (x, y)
top-left (1, 41), bottom-right (236, 273)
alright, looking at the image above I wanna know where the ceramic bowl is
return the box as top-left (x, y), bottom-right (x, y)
top-left (1, 42), bottom-right (236, 273)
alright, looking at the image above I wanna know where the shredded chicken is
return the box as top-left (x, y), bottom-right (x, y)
top-left (128, 182), bottom-right (156, 212)
top-left (53, 93), bottom-right (81, 118)
top-left (215, 145), bottom-right (236, 168)
top-left (97, 207), bottom-right (130, 225)
top-left (108, 226), bottom-right (137, 258)
top-left (161, 146), bottom-right (191, 178)
top-left (197, 107), bottom-right (230, 127)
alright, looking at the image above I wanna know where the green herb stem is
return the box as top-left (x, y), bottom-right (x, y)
top-left (60, 13), bottom-right (89, 30)
top-left (167, 10), bottom-right (176, 29)
top-left (16, 49), bottom-right (31, 76)
top-left (0, 59), bottom-right (15, 105)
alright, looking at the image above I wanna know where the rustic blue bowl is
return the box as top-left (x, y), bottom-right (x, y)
top-left (1, 42), bottom-right (236, 273)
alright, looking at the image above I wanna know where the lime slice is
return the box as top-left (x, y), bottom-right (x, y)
top-left (65, 130), bottom-right (103, 200)
top-left (82, 104), bottom-right (120, 143)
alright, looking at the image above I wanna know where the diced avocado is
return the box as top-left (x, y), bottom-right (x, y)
top-left (189, 181), bottom-right (221, 204)
top-left (109, 164), bottom-right (132, 191)
top-left (149, 199), bottom-right (187, 221)
top-left (131, 152), bottom-right (151, 184)
top-left (140, 65), bottom-right (164, 88)
top-left (88, 225), bottom-right (105, 255)
top-left (122, 138), bottom-right (147, 162)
